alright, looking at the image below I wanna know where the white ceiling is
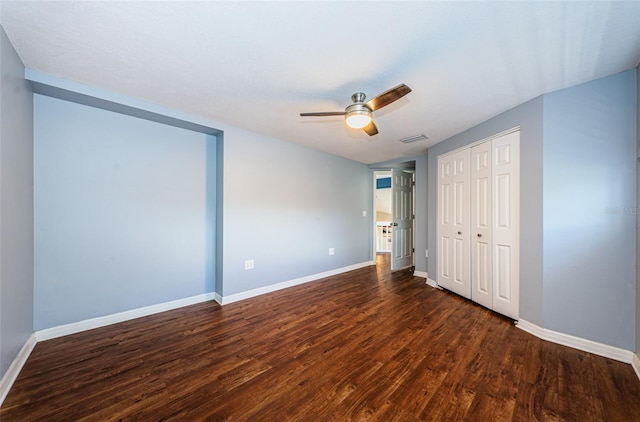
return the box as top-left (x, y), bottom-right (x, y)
top-left (1, 1), bottom-right (639, 164)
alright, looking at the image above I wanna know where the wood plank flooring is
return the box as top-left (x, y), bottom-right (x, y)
top-left (2, 254), bottom-right (640, 421)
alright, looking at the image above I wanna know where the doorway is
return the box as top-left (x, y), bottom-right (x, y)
top-left (374, 171), bottom-right (393, 253)
top-left (372, 165), bottom-right (415, 271)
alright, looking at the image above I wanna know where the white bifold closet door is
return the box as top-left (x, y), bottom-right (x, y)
top-left (438, 130), bottom-right (520, 319)
top-left (437, 148), bottom-right (471, 299)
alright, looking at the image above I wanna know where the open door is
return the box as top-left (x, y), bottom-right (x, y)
top-left (391, 169), bottom-right (414, 271)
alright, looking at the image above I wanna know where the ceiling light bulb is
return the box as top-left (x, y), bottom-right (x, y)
top-left (346, 114), bottom-right (371, 129)
top-left (345, 105), bottom-right (371, 129)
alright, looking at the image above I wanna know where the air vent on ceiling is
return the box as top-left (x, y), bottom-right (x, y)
top-left (399, 133), bottom-right (428, 144)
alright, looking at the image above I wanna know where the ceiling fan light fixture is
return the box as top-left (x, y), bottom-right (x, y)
top-left (345, 104), bottom-right (372, 129)
top-left (300, 84), bottom-right (411, 136)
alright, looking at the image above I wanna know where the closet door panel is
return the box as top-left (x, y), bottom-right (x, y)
top-left (471, 142), bottom-right (493, 309)
top-left (437, 149), bottom-right (470, 298)
top-left (491, 132), bottom-right (520, 319)
top-left (438, 157), bottom-right (453, 290)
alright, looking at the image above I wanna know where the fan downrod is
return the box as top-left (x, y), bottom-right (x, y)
top-left (351, 92), bottom-right (366, 104)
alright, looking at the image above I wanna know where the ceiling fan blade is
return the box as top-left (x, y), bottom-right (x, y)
top-left (300, 111), bottom-right (346, 117)
top-left (365, 84), bottom-right (412, 111)
top-left (362, 120), bottom-right (378, 136)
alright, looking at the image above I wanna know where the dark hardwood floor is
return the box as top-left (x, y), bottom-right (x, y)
top-left (2, 253), bottom-right (640, 421)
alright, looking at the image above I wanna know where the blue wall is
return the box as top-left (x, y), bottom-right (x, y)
top-left (543, 69), bottom-right (637, 350)
top-left (637, 64), bottom-right (640, 355)
top-left (414, 154), bottom-right (428, 274)
top-left (27, 69), bottom-right (373, 328)
top-left (34, 95), bottom-right (216, 330)
top-left (221, 126), bottom-right (372, 296)
top-left (0, 26), bottom-right (34, 380)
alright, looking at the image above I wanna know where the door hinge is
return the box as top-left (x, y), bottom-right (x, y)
top-left (412, 248), bottom-right (415, 253)
top-left (412, 214), bottom-right (415, 219)
top-left (412, 181), bottom-right (415, 186)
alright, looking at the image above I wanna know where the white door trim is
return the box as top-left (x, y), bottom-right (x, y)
top-left (436, 126), bottom-right (521, 161)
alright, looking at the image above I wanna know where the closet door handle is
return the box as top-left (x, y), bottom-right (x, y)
top-left (477, 234), bottom-right (482, 237)
top-left (457, 231), bottom-right (462, 235)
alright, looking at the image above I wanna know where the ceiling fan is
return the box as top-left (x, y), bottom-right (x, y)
top-left (300, 84), bottom-right (412, 136)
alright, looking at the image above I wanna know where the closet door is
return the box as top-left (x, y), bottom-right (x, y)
top-left (437, 148), bottom-right (471, 298)
top-left (491, 132), bottom-right (520, 319)
top-left (471, 141), bottom-right (493, 310)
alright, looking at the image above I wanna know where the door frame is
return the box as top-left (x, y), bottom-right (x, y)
top-left (373, 170), bottom-right (393, 256)
top-left (372, 170), bottom-right (392, 261)
top-left (371, 167), bottom-right (416, 267)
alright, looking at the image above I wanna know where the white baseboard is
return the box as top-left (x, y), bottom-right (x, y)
top-left (413, 270), bottom-right (428, 279)
top-left (219, 261), bottom-right (374, 305)
top-left (0, 333), bottom-right (37, 407)
top-left (632, 353), bottom-right (640, 382)
top-left (426, 278), bottom-right (441, 289)
top-left (34, 262), bottom-right (376, 339)
top-left (516, 319), bottom-right (634, 364)
top-left (35, 293), bottom-right (216, 341)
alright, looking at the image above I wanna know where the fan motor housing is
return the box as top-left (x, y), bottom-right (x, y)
top-left (345, 103), bottom-right (371, 115)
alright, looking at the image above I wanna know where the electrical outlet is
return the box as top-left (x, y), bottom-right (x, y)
top-left (362, 210), bottom-right (367, 217)
top-left (425, 249), bottom-right (429, 258)
top-left (244, 259), bottom-right (254, 270)
top-left (328, 248), bottom-right (335, 256)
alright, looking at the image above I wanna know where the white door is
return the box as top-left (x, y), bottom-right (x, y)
top-left (438, 130), bottom-right (520, 319)
top-left (391, 169), bottom-right (414, 271)
top-left (490, 132), bottom-right (520, 319)
top-left (437, 149), bottom-right (471, 298)
top-left (471, 141), bottom-right (493, 309)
